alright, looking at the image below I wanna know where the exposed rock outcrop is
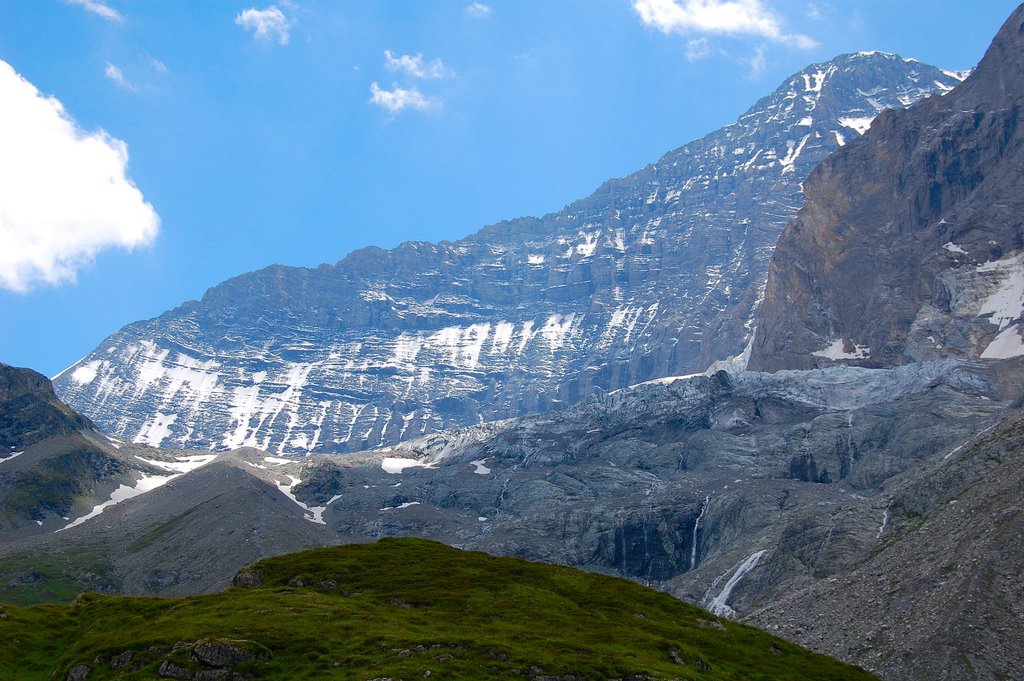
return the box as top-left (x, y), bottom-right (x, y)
top-left (750, 6), bottom-right (1024, 372)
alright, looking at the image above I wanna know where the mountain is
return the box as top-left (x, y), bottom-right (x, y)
top-left (8, 10), bottom-right (1024, 680)
top-left (0, 362), bottom-right (229, 548)
top-left (53, 54), bottom-right (964, 454)
top-left (1, 538), bottom-right (878, 681)
top-left (8, 357), bottom-right (1021, 603)
top-left (749, 7), bottom-right (1024, 372)
top-left (0, 363), bottom-right (136, 541)
top-left (728, 6), bottom-right (1024, 678)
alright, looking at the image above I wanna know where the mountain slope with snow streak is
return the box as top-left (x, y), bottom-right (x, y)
top-left (55, 54), bottom-right (963, 454)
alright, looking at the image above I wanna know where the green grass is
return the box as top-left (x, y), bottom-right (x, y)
top-left (0, 547), bottom-right (118, 605)
top-left (0, 538), bottom-right (877, 680)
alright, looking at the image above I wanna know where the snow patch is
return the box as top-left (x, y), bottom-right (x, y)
top-left (812, 339), bottom-right (870, 361)
top-left (838, 116), bottom-right (875, 134)
top-left (575, 232), bottom-right (599, 257)
top-left (70, 361), bottom-right (101, 385)
top-left (981, 325), bottom-right (1024, 359)
top-left (134, 412), bottom-right (178, 447)
top-left (470, 458), bottom-right (491, 475)
top-left (976, 255), bottom-right (1024, 330)
top-left (135, 454), bottom-right (217, 473)
top-left (57, 455), bottom-right (216, 532)
top-left (428, 323), bottom-right (491, 369)
top-left (540, 313), bottom-right (577, 351)
top-left (274, 475), bottom-right (339, 525)
top-left (380, 501), bottom-right (421, 511)
top-left (381, 457), bottom-right (437, 474)
top-left (490, 321), bottom-right (516, 355)
top-left (0, 451), bottom-right (24, 464)
top-left (943, 241), bottom-right (968, 255)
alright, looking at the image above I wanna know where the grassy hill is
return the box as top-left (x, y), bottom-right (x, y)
top-left (1, 537), bottom-right (876, 680)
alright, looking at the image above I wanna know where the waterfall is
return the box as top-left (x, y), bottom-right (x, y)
top-left (689, 495), bottom-right (710, 570)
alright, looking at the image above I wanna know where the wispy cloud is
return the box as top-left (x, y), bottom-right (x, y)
top-left (0, 60), bottom-right (159, 293)
top-left (65, 0), bottom-right (124, 22)
top-left (235, 5), bottom-right (295, 45)
top-left (384, 51), bottom-right (453, 80)
top-left (149, 57), bottom-right (169, 74)
top-left (464, 2), bottom-right (492, 18)
top-left (369, 82), bottom-right (438, 115)
top-left (686, 37), bottom-right (712, 61)
top-left (746, 45), bottom-right (767, 76)
top-left (104, 62), bottom-right (136, 91)
top-left (633, 0), bottom-right (817, 49)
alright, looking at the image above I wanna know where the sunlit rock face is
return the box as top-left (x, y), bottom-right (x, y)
top-left (55, 54), bottom-right (961, 454)
top-left (750, 8), bottom-right (1024, 373)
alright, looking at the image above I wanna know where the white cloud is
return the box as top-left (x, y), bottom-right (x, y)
top-left (633, 0), bottom-right (817, 48)
top-left (686, 37), bottom-right (712, 61)
top-left (65, 0), bottom-right (124, 22)
top-left (369, 82), bottom-right (437, 114)
top-left (746, 45), bottom-right (767, 76)
top-left (235, 5), bottom-right (294, 45)
top-left (464, 2), bottom-right (492, 17)
top-left (0, 60), bottom-right (159, 293)
top-left (104, 62), bottom-right (136, 90)
top-left (149, 57), bottom-right (169, 74)
top-left (384, 51), bottom-right (453, 80)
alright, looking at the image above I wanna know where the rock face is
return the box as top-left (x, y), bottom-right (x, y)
top-left (53, 54), bottom-right (962, 454)
top-left (750, 411), bottom-right (1024, 681)
top-left (749, 6), bottom-right (1024, 372)
top-left (1, 362), bottom-right (94, 449)
top-left (0, 363), bottom-right (128, 539)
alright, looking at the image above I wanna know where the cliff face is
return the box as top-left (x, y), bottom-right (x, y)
top-left (54, 55), bottom-right (961, 454)
top-left (749, 6), bottom-right (1024, 372)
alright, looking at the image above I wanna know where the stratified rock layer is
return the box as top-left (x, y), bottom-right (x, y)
top-left (53, 55), bottom-right (961, 454)
top-left (750, 7), bottom-right (1024, 372)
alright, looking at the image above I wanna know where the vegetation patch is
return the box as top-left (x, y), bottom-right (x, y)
top-left (0, 537), bottom-right (878, 680)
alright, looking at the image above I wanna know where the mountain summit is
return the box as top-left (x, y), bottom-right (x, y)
top-left (55, 53), bottom-right (963, 454)
top-left (750, 6), bottom-right (1024, 371)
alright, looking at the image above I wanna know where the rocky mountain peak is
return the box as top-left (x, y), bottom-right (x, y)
top-left (749, 6), bottom-right (1024, 373)
top-left (55, 53), bottom-right (962, 455)
top-left (0, 363), bottom-right (95, 451)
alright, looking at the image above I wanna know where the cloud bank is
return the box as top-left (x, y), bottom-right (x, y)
top-left (0, 60), bottom-right (159, 293)
top-left (633, 0), bottom-right (817, 48)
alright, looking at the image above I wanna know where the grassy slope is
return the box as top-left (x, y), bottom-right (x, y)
top-left (0, 538), bottom-right (876, 680)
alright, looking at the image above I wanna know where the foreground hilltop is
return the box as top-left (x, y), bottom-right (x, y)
top-left (54, 53), bottom-right (962, 454)
top-left (1, 537), bottom-right (877, 681)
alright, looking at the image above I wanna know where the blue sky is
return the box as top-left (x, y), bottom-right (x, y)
top-left (0, 0), bottom-right (1018, 376)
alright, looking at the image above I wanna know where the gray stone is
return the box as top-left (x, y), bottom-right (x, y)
top-left (193, 638), bottom-right (269, 667)
top-left (66, 665), bottom-right (90, 681)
